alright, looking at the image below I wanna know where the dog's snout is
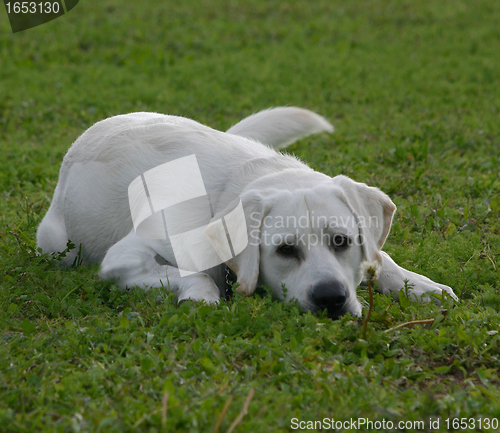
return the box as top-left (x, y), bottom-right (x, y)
top-left (311, 280), bottom-right (349, 319)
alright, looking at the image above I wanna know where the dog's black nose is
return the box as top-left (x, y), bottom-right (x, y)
top-left (311, 280), bottom-right (349, 319)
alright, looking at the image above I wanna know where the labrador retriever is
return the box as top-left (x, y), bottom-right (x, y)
top-left (37, 107), bottom-right (457, 318)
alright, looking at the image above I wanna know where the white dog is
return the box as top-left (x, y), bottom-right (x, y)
top-left (37, 107), bottom-right (457, 318)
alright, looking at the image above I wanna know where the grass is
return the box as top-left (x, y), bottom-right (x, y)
top-left (1, 0), bottom-right (499, 431)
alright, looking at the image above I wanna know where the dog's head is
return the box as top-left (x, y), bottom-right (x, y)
top-left (207, 171), bottom-right (396, 319)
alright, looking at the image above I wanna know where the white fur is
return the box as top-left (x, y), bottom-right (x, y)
top-left (227, 107), bottom-right (334, 149)
top-left (37, 107), bottom-right (457, 316)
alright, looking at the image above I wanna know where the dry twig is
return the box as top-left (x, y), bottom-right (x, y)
top-left (161, 391), bottom-right (170, 428)
top-left (213, 396), bottom-right (233, 433)
top-left (226, 388), bottom-right (255, 433)
top-left (384, 318), bottom-right (435, 333)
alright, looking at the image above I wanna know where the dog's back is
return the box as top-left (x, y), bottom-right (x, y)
top-left (37, 108), bottom-right (333, 265)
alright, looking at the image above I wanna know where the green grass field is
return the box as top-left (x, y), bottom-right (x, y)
top-left (1, 1), bottom-right (499, 431)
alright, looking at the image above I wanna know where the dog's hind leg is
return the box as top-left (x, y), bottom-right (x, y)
top-left (100, 230), bottom-right (222, 304)
top-left (36, 206), bottom-right (78, 265)
top-left (227, 107), bottom-right (333, 149)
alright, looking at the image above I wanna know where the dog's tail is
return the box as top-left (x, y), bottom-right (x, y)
top-left (226, 107), bottom-right (333, 149)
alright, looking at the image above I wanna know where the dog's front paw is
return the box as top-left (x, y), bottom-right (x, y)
top-left (178, 292), bottom-right (220, 305)
top-left (406, 277), bottom-right (458, 304)
top-left (177, 274), bottom-right (221, 305)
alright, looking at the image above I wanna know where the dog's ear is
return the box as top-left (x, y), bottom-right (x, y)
top-left (205, 190), bottom-right (270, 296)
top-left (332, 175), bottom-right (396, 270)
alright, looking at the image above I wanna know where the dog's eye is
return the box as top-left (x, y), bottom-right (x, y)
top-left (333, 235), bottom-right (350, 250)
top-left (278, 244), bottom-right (296, 257)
